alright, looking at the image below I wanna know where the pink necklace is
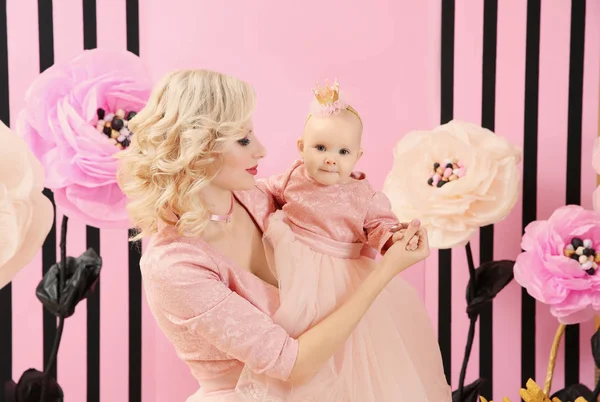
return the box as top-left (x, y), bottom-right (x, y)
top-left (209, 194), bottom-right (234, 223)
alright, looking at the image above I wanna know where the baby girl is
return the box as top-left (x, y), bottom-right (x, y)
top-left (235, 80), bottom-right (451, 402)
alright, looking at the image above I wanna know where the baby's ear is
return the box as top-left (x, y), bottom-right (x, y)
top-left (297, 138), bottom-right (304, 153)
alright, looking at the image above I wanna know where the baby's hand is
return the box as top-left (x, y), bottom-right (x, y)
top-left (391, 229), bottom-right (419, 251)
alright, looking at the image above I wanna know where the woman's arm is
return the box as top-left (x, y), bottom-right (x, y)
top-left (142, 241), bottom-right (299, 381)
top-left (288, 220), bottom-right (428, 385)
top-left (144, 221), bottom-right (427, 386)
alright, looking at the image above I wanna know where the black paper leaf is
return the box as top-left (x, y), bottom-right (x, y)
top-left (466, 260), bottom-right (515, 319)
top-left (36, 247), bottom-right (102, 318)
top-left (5, 368), bottom-right (63, 402)
top-left (452, 378), bottom-right (483, 402)
top-left (550, 383), bottom-right (593, 401)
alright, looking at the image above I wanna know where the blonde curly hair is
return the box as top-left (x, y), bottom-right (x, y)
top-left (115, 69), bottom-right (256, 241)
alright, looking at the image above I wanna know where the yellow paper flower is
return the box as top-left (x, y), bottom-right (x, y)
top-left (479, 379), bottom-right (588, 402)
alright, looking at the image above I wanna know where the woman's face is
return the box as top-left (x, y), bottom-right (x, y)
top-left (211, 121), bottom-right (267, 191)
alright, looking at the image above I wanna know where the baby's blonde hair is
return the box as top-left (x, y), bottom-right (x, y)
top-left (115, 69), bottom-right (256, 241)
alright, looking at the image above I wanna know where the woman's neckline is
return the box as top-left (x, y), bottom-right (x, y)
top-left (205, 190), bottom-right (280, 292)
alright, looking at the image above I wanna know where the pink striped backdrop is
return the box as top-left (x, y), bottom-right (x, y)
top-left (5, 0), bottom-right (600, 401)
top-left (424, 0), bottom-right (600, 399)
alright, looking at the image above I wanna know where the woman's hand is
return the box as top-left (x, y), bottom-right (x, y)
top-left (380, 219), bottom-right (430, 277)
top-left (390, 229), bottom-right (419, 251)
top-left (390, 222), bottom-right (420, 250)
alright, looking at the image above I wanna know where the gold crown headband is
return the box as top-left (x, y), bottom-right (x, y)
top-left (305, 80), bottom-right (362, 125)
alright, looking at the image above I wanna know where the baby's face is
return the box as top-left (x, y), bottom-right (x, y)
top-left (298, 110), bottom-right (363, 185)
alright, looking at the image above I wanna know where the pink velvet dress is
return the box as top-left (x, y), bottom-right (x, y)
top-left (235, 160), bottom-right (452, 401)
top-left (140, 187), bottom-right (298, 402)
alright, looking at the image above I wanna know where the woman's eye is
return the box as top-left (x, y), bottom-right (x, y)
top-left (237, 137), bottom-right (250, 146)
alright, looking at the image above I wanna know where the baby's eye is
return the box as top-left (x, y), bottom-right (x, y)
top-left (315, 145), bottom-right (326, 152)
top-left (237, 137), bottom-right (250, 146)
top-left (339, 149), bottom-right (350, 155)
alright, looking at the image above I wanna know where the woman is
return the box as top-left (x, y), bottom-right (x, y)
top-left (116, 69), bottom-right (431, 401)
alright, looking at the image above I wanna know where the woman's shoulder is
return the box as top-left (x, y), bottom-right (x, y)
top-left (140, 229), bottom-right (219, 278)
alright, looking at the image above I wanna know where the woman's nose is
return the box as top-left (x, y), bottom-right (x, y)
top-left (254, 140), bottom-right (267, 159)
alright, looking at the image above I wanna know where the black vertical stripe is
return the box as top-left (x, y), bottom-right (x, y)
top-left (0, 1), bottom-right (11, 400)
top-left (0, 289), bottom-right (11, 402)
top-left (521, 0), bottom-right (541, 388)
top-left (0, 1), bottom-right (8, 149)
top-left (479, 0), bottom-right (497, 398)
top-left (83, 0), bottom-right (97, 50)
top-left (128, 230), bottom-right (142, 402)
top-left (38, 0), bottom-right (57, 381)
top-left (439, 0), bottom-right (454, 385)
top-left (564, 0), bottom-right (586, 387)
top-left (438, 249), bottom-right (452, 384)
top-left (82, 1), bottom-right (101, 400)
top-left (86, 229), bottom-right (101, 402)
top-left (126, 0), bottom-right (140, 56)
top-left (126, 2), bottom-right (142, 400)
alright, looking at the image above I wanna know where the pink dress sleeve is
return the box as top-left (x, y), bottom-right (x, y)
top-left (144, 241), bottom-right (299, 381)
top-left (236, 185), bottom-right (278, 233)
top-left (364, 191), bottom-right (400, 253)
top-left (255, 160), bottom-right (302, 208)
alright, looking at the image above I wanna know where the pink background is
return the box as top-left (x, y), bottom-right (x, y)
top-left (5, 0), bottom-right (600, 401)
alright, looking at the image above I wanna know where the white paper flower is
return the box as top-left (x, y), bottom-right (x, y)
top-left (383, 120), bottom-right (522, 249)
top-left (0, 121), bottom-right (53, 289)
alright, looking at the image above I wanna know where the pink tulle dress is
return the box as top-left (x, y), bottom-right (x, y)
top-left (234, 160), bottom-right (451, 401)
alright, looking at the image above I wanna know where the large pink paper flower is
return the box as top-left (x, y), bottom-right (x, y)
top-left (514, 205), bottom-right (600, 324)
top-left (382, 120), bottom-right (522, 249)
top-left (0, 121), bottom-right (53, 289)
top-left (17, 49), bottom-right (151, 229)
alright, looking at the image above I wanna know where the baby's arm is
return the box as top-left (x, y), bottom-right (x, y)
top-left (364, 191), bottom-right (401, 255)
top-left (255, 160), bottom-right (302, 209)
top-left (256, 173), bottom-right (289, 209)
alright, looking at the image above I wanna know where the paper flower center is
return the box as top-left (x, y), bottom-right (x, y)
top-left (94, 108), bottom-right (136, 150)
top-left (427, 159), bottom-right (466, 188)
top-left (564, 237), bottom-right (600, 274)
